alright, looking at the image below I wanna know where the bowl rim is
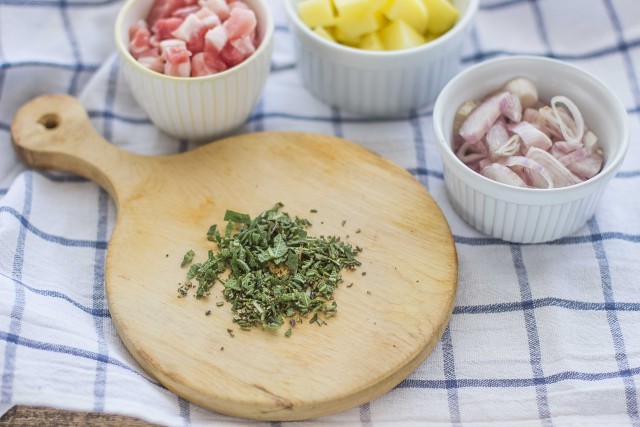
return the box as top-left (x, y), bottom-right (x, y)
top-left (114, 0), bottom-right (274, 82)
top-left (432, 55), bottom-right (630, 195)
top-left (283, 0), bottom-right (479, 58)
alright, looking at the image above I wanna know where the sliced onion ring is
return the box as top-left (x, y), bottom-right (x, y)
top-left (482, 163), bottom-right (529, 187)
top-left (551, 95), bottom-right (585, 146)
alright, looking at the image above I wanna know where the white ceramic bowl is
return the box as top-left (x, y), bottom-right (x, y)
top-left (433, 56), bottom-right (629, 244)
top-left (284, 0), bottom-right (479, 117)
top-left (114, 0), bottom-right (273, 141)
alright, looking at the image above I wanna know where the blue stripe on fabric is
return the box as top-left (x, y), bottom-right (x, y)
top-left (460, 37), bottom-right (640, 65)
top-left (271, 63), bottom-right (295, 73)
top-left (617, 170), bottom-right (640, 178)
top-left (59, 0), bottom-right (83, 95)
top-left (253, 97), bottom-right (265, 132)
top-left (178, 397), bottom-right (191, 427)
top-left (103, 61), bottom-right (119, 141)
top-left (604, 0), bottom-right (640, 119)
top-left (0, 7), bottom-right (6, 105)
top-left (0, 0), bottom-right (121, 6)
top-left (398, 366), bottom-right (640, 389)
top-left (330, 106), bottom-right (344, 138)
top-left (359, 401), bottom-right (372, 427)
top-left (0, 271), bottom-right (110, 317)
top-left (0, 331), bottom-right (161, 387)
top-left (87, 110), bottom-right (152, 125)
top-left (527, 0), bottom-right (552, 57)
top-left (0, 206), bottom-right (108, 248)
top-left (1, 173), bottom-right (33, 403)
top-left (454, 298), bottom-right (640, 315)
top-left (511, 245), bottom-right (551, 423)
top-left (89, 54), bottom-right (120, 413)
top-left (588, 217), bottom-right (640, 426)
top-left (408, 167), bottom-right (444, 180)
top-left (36, 170), bottom-right (88, 183)
top-left (92, 189), bottom-right (109, 411)
top-left (409, 112), bottom-right (429, 189)
top-left (454, 232), bottom-right (640, 247)
top-left (481, 0), bottom-right (527, 10)
top-left (441, 326), bottom-right (461, 424)
top-left (0, 61), bottom-right (99, 72)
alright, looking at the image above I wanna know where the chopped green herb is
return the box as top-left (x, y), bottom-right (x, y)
top-left (224, 210), bottom-right (251, 225)
top-left (216, 301), bottom-right (224, 307)
top-left (205, 310), bottom-right (211, 316)
top-left (341, 220), bottom-right (346, 227)
top-left (362, 272), bottom-right (367, 276)
top-left (310, 209), bottom-right (318, 213)
top-left (356, 229), bottom-right (361, 234)
top-left (347, 283), bottom-right (354, 288)
top-left (284, 328), bottom-right (292, 337)
top-left (179, 203), bottom-right (361, 333)
top-left (181, 250), bottom-right (195, 268)
top-left (227, 328), bottom-right (235, 337)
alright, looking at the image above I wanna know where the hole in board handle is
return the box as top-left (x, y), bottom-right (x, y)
top-left (38, 113), bottom-right (61, 130)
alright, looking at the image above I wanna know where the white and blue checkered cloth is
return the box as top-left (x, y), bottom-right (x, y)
top-left (2, 0), bottom-right (640, 425)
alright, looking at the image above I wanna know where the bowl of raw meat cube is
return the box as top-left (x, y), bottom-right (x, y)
top-left (432, 56), bottom-right (629, 243)
top-left (284, 0), bottom-right (478, 117)
top-left (115, 0), bottom-right (273, 140)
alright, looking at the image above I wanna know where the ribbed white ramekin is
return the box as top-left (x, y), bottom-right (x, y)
top-left (284, 0), bottom-right (479, 117)
top-left (115, 0), bottom-right (273, 141)
top-left (433, 56), bottom-right (630, 244)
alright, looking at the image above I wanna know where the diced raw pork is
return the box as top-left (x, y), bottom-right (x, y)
top-left (196, 7), bottom-right (222, 28)
top-left (147, 0), bottom-right (187, 27)
top-left (172, 5), bottom-right (200, 18)
top-left (223, 7), bottom-right (256, 40)
top-left (130, 0), bottom-right (258, 76)
top-left (152, 17), bottom-right (184, 41)
top-left (204, 25), bottom-right (228, 52)
top-left (199, 0), bottom-right (230, 20)
top-left (164, 46), bottom-right (191, 77)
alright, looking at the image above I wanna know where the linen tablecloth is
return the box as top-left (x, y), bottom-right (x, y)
top-left (2, 0), bottom-right (640, 425)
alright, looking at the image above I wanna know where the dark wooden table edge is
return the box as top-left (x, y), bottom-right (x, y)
top-left (0, 405), bottom-right (159, 426)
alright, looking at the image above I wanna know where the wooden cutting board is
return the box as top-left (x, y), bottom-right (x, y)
top-left (11, 95), bottom-right (457, 421)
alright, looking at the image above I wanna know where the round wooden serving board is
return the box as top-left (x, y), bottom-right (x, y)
top-left (11, 95), bottom-right (458, 421)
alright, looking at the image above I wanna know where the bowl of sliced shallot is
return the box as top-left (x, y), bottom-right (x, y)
top-left (433, 56), bottom-right (629, 243)
top-left (115, 0), bottom-right (273, 140)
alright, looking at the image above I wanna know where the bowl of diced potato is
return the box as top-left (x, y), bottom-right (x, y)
top-left (284, 0), bottom-right (479, 117)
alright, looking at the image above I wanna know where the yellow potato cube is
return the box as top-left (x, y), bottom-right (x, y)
top-left (333, 0), bottom-right (370, 21)
top-left (334, 26), bottom-right (362, 46)
top-left (297, 0), bottom-right (337, 28)
top-left (421, 0), bottom-right (459, 36)
top-left (378, 19), bottom-right (426, 50)
top-left (314, 26), bottom-right (336, 41)
top-left (382, 0), bottom-right (429, 34)
top-left (336, 11), bottom-right (386, 39)
top-left (359, 32), bottom-right (385, 50)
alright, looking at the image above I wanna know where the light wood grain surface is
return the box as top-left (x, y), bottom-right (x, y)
top-left (11, 95), bottom-right (458, 421)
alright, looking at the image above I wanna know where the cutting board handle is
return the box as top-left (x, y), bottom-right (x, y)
top-left (11, 94), bottom-right (135, 198)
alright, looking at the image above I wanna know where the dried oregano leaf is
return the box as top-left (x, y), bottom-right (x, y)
top-left (178, 203), bottom-right (361, 334)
